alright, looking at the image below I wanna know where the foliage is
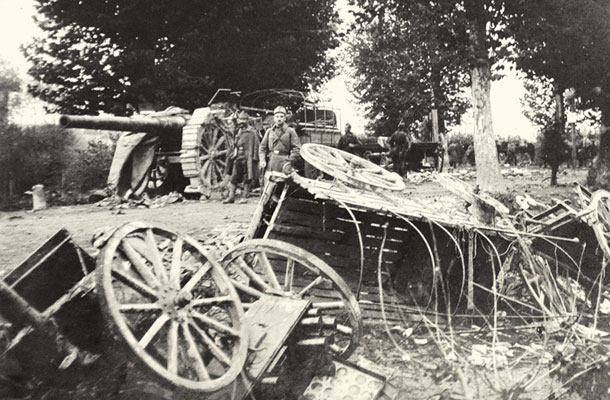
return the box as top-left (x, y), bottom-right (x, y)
top-left (63, 136), bottom-right (116, 192)
top-left (348, 0), bottom-right (518, 190)
top-left (0, 124), bottom-right (74, 200)
top-left (521, 76), bottom-right (556, 130)
top-left (506, 0), bottom-right (610, 119)
top-left (24, 0), bottom-right (340, 115)
top-left (0, 124), bottom-right (116, 207)
top-left (0, 59), bottom-right (20, 93)
top-left (347, 2), bottom-right (470, 135)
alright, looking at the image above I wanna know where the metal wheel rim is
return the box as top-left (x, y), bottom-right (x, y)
top-left (300, 143), bottom-right (405, 191)
top-left (220, 238), bottom-right (362, 358)
top-left (99, 221), bottom-right (248, 391)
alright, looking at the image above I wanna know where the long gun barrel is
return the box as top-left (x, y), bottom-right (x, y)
top-left (58, 114), bottom-right (189, 134)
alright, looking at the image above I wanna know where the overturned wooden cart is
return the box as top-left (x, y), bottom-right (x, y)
top-left (0, 221), bottom-right (386, 399)
top-left (246, 144), bottom-right (610, 327)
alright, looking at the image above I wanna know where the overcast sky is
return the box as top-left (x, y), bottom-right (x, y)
top-left (0, 0), bottom-right (537, 140)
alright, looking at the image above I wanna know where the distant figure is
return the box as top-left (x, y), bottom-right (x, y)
top-left (463, 144), bottom-right (475, 166)
top-left (541, 121), bottom-right (569, 186)
top-left (506, 141), bottom-right (517, 165)
top-left (448, 142), bottom-right (461, 168)
top-left (259, 106), bottom-right (301, 175)
top-left (223, 111), bottom-right (260, 204)
top-left (389, 120), bottom-right (410, 177)
top-left (337, 123), bottom-right (360, 153)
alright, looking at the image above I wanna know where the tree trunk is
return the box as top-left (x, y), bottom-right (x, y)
top-left (464, 0), bottom-right (506, 193)
top-left (470, 65), bottom-right (506, 192)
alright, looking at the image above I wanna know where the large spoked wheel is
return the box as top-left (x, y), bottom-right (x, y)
top-left (98, 222), bottom-right (248, 392)
top-left (588, 190), bottom-right (610, 259)
top-left (300, 143), bottom-right (405, 191)
top-left (199, 126), bottom-right (232, 191)
top-left (220, 239), bottom-right (362, 359)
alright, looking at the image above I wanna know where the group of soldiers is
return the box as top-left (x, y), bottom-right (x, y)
top-left (222, 106), bottom-right (301, 203)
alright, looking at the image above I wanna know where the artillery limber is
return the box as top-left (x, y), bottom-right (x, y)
top-left (0, 221), bottom-right (374, 398)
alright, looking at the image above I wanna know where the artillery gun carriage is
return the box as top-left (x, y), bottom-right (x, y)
top-left (59, 89), bottom-right (342, 197)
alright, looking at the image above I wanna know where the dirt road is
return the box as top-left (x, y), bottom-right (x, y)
top-left (0, 200), bottom-right (257, 274)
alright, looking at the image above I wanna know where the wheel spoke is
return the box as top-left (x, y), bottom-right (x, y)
top-left (112, 268), bottom-right (158, 300)
top-left (119, 303), bottom-right (161, 312)
top-left (336, 324), bottom-right (352, 335)
top-left (182, 262), bottom-right (212, 292)
top-left (189, 319), bottom-right (232, 367)
top-left (231, 279), bottom-right (264, 298)
top-left (139, 313), bottom-right (169, 348)
top-left (121, 240), bottom-right (161, 289)
top-left (167, 321), bottom-right (179, 375)
top-left (255, 252), bottom-right (282, 291)
top-left (284, 259), bottom-right (295, 292)
top-left (192, 311), bottom-right (240, 337)
top-left (192, 295), bottom-right (232, 306)
top-left (213, 134), bottom-right (226, 151)
top-left (170, 238), bottom-right (183, 289)
top-left (232, 257), bottom-right (272, 292)
top-left (145, 229), bottom-right (169, 283)
top-left (182, 323), bottom-right (210, 380)
top-left (298, 276), bottom-right (324, 297)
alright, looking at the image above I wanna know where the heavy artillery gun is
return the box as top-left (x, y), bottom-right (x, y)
top-left (59, 105), bottom-right (235, 196)
top-left (59, 89), bottom-right (342, 197)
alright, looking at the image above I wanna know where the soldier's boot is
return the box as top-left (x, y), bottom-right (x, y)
top-left (223, 184), bottom-right (236, 204)
top-left (237, 183), bottom-right (251, 204)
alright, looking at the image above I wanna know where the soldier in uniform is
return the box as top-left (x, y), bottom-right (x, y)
top-left (223, 111), bottom-right (260, 204)
top-left (259, 106), bottom-right (301, 176)
top-left (388, 120), bottom-right (410, 177)
top-left (337, 123), bottom-right (360, 153)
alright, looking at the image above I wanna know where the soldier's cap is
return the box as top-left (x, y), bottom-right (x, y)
top-left (274, 106), bottom-right (287, 115)
top-left (237, 110), bottom-right (250, 120)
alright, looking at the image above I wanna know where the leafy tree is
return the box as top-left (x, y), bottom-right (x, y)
top-left (349, 0), bottom-right (512, 192)
top-left (24, 0), bottom-right (340, 115)
top-left (348, 2), bottom-right (470, 136)
top-left (521, 76), bottom-right (555, 130)
top-left (504, 0), bottom-right (610, 189)
top-left (0, 59), bottom-right (21, 124)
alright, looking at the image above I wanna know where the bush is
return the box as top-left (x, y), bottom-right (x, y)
top-left (0, 123), bottom-right (116, 208)
top-left (0, 124), bottom-right (74, 201)
top-left (63, 136), bottom-right (116, 192)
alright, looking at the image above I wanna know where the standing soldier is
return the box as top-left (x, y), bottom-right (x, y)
top-left (259, 106), bottom-right (301, 176)
top-left (223, 111), bottom-right (260, 204)
top-left (389, 120), bottom-right (410, 177)
top-left (337, 122), bottom-right (360, 153)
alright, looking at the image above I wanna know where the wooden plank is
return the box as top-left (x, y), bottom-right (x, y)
top-left (269, 224), bottom-right (344, 242)
top-left (209, 296), bottom-right (310, 400)
top-left (245, 181), bottom-right (278, 240)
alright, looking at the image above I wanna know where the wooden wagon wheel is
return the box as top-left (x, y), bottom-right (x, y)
top-left (98, 222), bottom-right (248, 392)
top-left (588, 190), bottom-right (610, 259)
top-left (300, 143), bottom-right (405, 192)
top-left (198, 125), bottom-right (232, 191)
top-left (220, 239), bottom-right (362, 358)
top-left (180, 108), bottom-right (235, 195)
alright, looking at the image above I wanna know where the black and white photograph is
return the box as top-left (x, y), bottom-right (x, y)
top-left (2, 1), bottom-right (610, 398)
